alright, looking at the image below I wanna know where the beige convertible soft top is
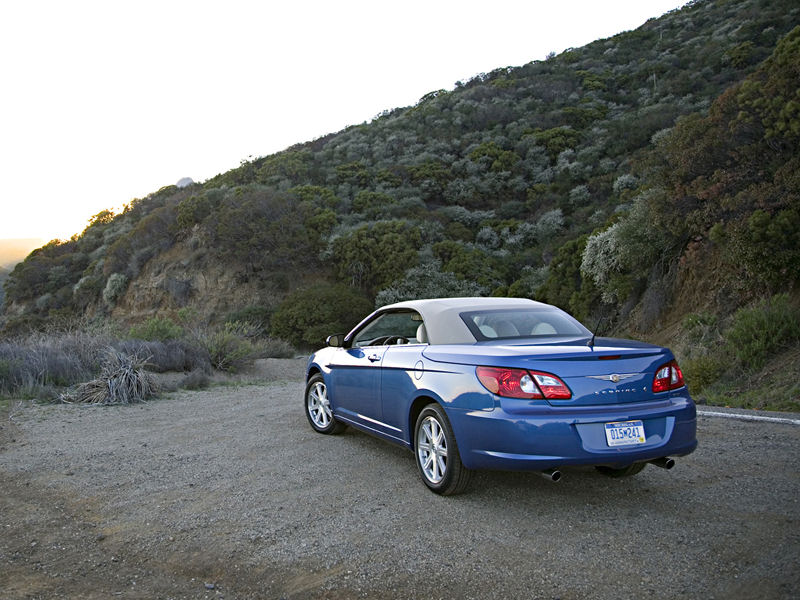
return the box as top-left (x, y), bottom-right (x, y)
top-left (379, 297), bottom-right (547, 345)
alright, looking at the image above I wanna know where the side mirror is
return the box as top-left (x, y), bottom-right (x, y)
top-left (326, 334), bottom-right (345, 348)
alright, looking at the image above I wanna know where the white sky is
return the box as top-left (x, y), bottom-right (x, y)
top-left (0, 0), bottom-right (687, 242)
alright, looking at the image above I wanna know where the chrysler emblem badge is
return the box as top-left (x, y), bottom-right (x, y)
top-left (587, 373), bottom-right (638, 382)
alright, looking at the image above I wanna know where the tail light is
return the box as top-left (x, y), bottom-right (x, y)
top-left (476, 366), bottom-right (571, 400)
top-left (652, 360), bottom-right (685, 393)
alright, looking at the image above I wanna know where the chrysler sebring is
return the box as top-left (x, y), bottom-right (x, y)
top-left (304, 297), bottom-right (697, 495)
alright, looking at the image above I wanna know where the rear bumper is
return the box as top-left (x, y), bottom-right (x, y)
top-left (448, 395), bottom-right (697, 471)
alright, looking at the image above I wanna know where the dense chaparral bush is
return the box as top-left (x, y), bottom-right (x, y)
top-left (724, 294), bottom-right (800, 372)
top-left (270, 284), bottom-right (373, 348)
top-left (128, 317), bottom-right (185, 342)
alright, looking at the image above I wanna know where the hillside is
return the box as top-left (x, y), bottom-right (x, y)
top-left (0, 266), bottom-right (8, 309)
top-left (0, 239), bottom-right (44, 311)
top-left (2, 0), bottom-right (798, 407)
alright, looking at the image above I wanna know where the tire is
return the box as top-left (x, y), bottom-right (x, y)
top-left (304, 374), bottom-right (346, 435)
top-left (414, 404), bottom-right (472, 495)
top-left (595, 462), bottom-right (646, 478)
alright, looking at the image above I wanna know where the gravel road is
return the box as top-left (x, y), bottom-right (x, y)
top-left (1, 359), bottom-right (798, 599)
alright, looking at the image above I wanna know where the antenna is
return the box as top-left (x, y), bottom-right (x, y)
top-left (587, 316), bottom-right (604, 349)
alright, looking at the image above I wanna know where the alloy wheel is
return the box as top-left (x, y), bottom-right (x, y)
top-left (417, 415), bottom-right (448, 484)
top-left (307, 380), bottom-right (332, 429)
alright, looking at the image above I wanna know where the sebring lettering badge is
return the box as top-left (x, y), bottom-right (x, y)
top-left (586, 373), bottom-right (646, 396)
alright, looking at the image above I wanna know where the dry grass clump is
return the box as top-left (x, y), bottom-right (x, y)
top-left (0, 330), bottom-right (110, 397)
top-left (258, 337), bottom-right (296, 359)
top-left (115, 339), bottom-right (211, 373)
top-left (180, 369), bottom-right (211, 390)
top-left (0, 318), bottom-right (296, 400)
top-left (64, 349), bottom-right (155, 405)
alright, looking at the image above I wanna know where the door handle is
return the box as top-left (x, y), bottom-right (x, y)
top-left (368, 354), bottom-right (381, 362)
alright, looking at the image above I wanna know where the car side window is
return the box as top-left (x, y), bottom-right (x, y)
top-left (353, 311), bottom-right (424, 347)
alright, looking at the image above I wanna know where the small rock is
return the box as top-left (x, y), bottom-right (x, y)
top-left (205, 582), bottom-right (216, 590)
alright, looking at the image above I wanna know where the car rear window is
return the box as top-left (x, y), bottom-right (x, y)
top-left (460, 308), bottom-right (589, 341)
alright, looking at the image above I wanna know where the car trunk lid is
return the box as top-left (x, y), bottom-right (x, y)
top-left (422, 338), bottom-right (673, 406)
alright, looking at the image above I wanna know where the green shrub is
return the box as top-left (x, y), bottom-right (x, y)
top-left (225, 305), bottom-right (273, 330)
top-left (739, 208), bottom-right (800, 290)
top-left (725, 294), bottom-right (800, 370)
top-left (129, 317), bottom-right (184, 341)
top-left (682, 311), bottom-right (721, 346)
top-left (73, 274), bottom-right (104, 308)
top-left (176, 306), bottom-right (199, 325)
top-left (507, 266), bottom-right (549, 299)
top-left (683, 311), bottom-right (717, 330)
top-left (682, 354), bottom-right (726, 393)
top-left (103, 273), bottom-right (128, 306)
top-left (176, 194), bottom-right (212, 230)
top-left (192, 322), bottom-right (256, 373)
top-left (271, 284), bottom-right (373, 348)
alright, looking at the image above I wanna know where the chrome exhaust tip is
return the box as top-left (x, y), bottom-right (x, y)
top-left (649, 457), bottom-right (675, 470)
top-left (539, 468), bottom-right (562, 482)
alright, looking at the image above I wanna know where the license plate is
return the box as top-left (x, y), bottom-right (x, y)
top-left (604, 420), bottom-right (646, 447)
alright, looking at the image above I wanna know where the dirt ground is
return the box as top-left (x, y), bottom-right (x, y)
top-left (1, 359), bottom-right (798, 599)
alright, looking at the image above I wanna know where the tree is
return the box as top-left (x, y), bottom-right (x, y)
top-left (176, 195), bottom-right (212, 231)
top-left (432, 240), bottom-right (502, 288)
top-left (375, 261), bottom-right (487, 307)
top-left (86, 209), bottom-right (115, 229)
top-left (469, 141), bottom-right (520, 173)
top-left (540, 236), bottom-right (602, 322)
top-left (256, 150), bottom-right (313, 186)
top-left (335, 161), bottom-right (370, 187)
top-left (736, 207), bottom-right (800, 289)
top-left (735, 26), bottom-right (800, 145)
top-left (211, 187), bottom-right (321, 272)
top-left (531, 127), bottom-right (581, 162)
top-left (408, 160), bottom-right (453, 202)
top-left (332, 221), bottom-right (422, 292)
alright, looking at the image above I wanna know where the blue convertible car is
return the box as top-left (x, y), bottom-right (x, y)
top-left (304, 298), bottom-right (697, 495)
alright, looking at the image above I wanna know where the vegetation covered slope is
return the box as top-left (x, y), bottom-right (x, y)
top-left (2, 0), bottom-right (798, 408)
